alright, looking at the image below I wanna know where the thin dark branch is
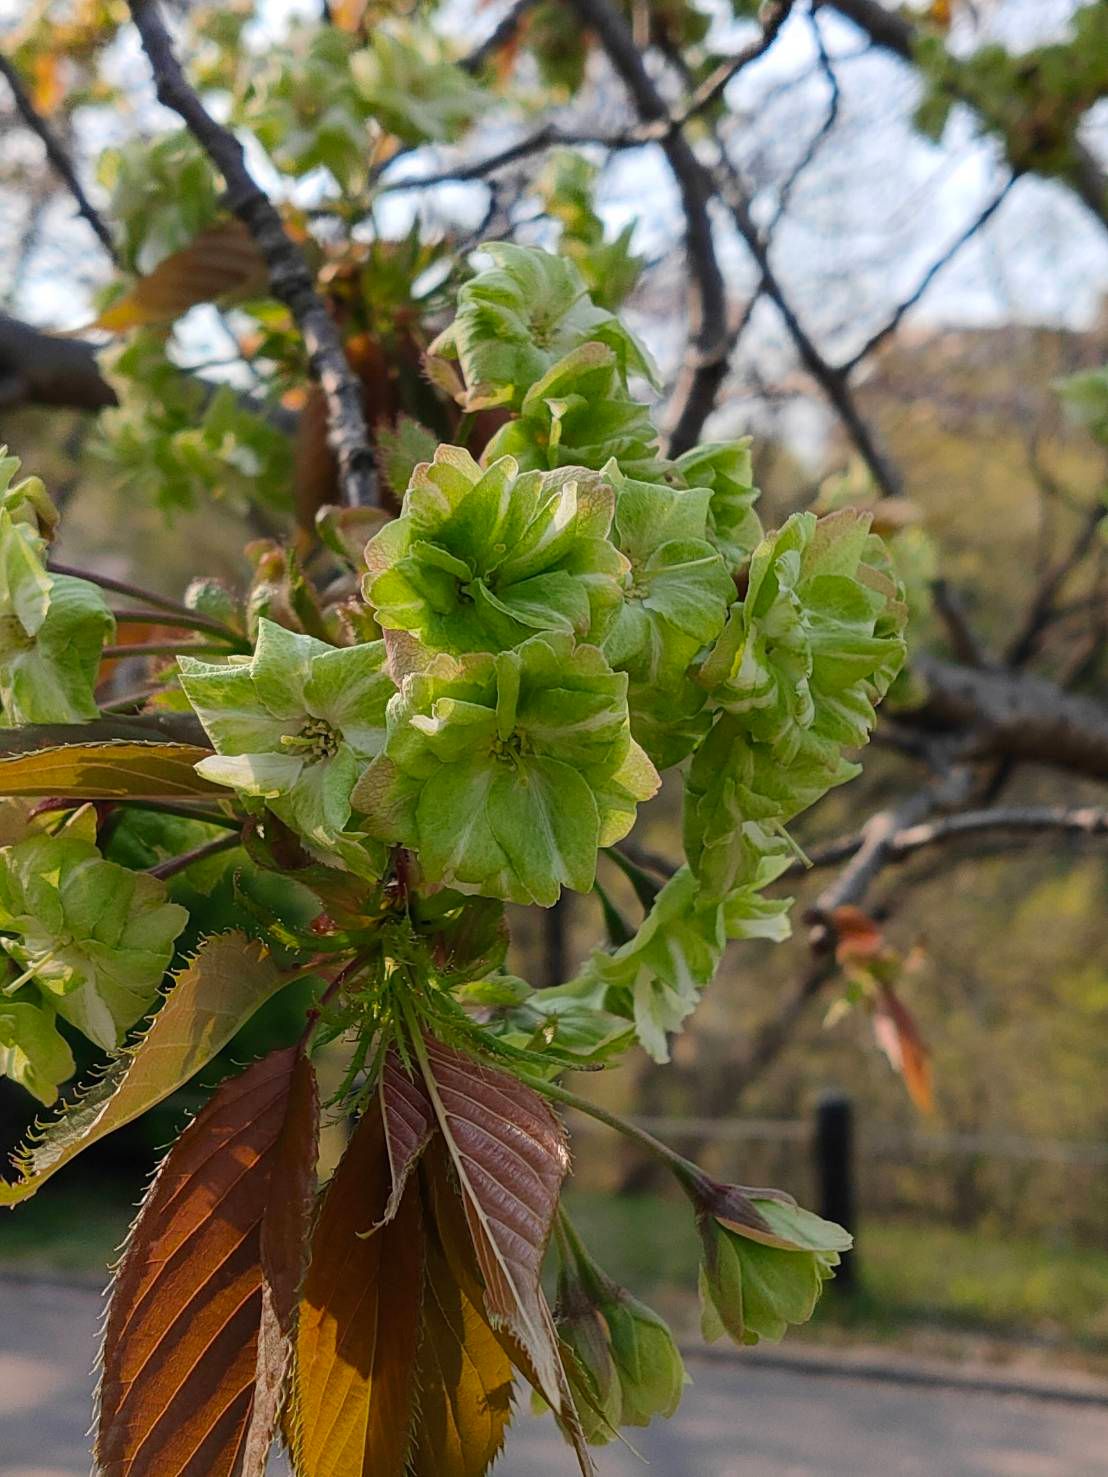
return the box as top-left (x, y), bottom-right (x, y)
top-left (148, 831), bottom-right (241, 879)
top-left (711, 155), bottom-right (904, 494)
top-left (562, 0), bottom-right (732, 460)
top-left (932, 578), bottom-right (987, 667)
top-left (666, 1), bottom-right (795, 129)
top-left (460, 0), bottom-right (539, 75)
top-left (126, 0), bottom-right (376, 508)
top-left (762, 7), bottom-right (842, 238)
top-left (1005, 499), bottom-right (1108, 666)
top-left (838, 177), bottom-right (1016, 375)
top-left (0, 55), bottom-right (118, 262)
top-left (824, 0), bottom-right (1107, 235)
top-left (0, 714), bottom-right (209, 752)
top-left (376, 123), bottom-right (621, 193)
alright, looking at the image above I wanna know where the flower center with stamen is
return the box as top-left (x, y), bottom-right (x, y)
top-left (281, 716), bottom-right (341, 764)
top-left (491, 730), bottom-right (528, 766)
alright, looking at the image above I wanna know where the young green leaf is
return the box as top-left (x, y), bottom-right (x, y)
top-left (0, 832), bottom-right (188, 1050)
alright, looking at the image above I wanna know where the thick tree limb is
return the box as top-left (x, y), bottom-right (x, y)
top-left (0, 314), bottom-right (116, 411)
top-left (824, 0), bottom-right (1108, 235)
top-left (0, 55), bottom-right (118, 262)
top-left (907, 653), bottom-right (1108, 781)
top-left (126, 0), bottom-right (376, 507)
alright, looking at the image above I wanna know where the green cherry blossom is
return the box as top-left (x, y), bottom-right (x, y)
top-left (426, 242), bottom-right (658, 412)
top-left (179, 618), bottom-right (395, 848)
top-left (363, 445), bottom-right (627, 656)
top-left (354, 632), bottom-right (659, 905)
top-left (0, 449), bottom-right (114, 725)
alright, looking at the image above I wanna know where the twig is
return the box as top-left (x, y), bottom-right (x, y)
top-left (761, 6), bottom-right (842, 238)
top-left (47, 561), bottom-right (208, 620)
top-left (148, 831), bottom-right (241, 878)
top-left (565, 0), bottom-right (738, 460)
top-left (838, 178), bottom-right (1016, 375)
top-left (111, 609), bottom-right (250, 649)
top-left (711, 155), bottom-right (904, 495)
top-left (824, 0), bottom-right (1108, 235)
top-left (376, 124), bottom-right (620, 194)
top-left (0, 713), bottom-right (208, 751)
top-left (666, 1), bottom-right (794, 129)
top-left (1005, 499), bottom-right (1108, 666)
top-left (101, 642), bottom-right (232, 659)
top-left (126, 0), bottom-right (376, 508)
top-left (460, 0), bottom-right (539, 74)
top-left (932, 578), bottom-right (987, 667)
top-left (0, 55), bottom-right (118, 262)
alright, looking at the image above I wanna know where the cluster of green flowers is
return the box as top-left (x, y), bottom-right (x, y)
top-left (0, 450), bottom-right (113, 724)
top-left (0, 245), bottom-right (906, 1096)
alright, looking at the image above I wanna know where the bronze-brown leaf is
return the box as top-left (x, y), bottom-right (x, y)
top-left (378, 1047), bottom-right (435, 1224)
top-left (873, 982), bottom-right (935, 1114)
top-left (409, 1153), bottom-right (515, 1477)
top-left (413, 1034), bottom-right (593, 1475)
top-left (288, 1102), bottom-right (424, 1476)
top-left (95, 221), bottom-right (267, 331)
top-left (95, 1047), bottom-right (319, 1477)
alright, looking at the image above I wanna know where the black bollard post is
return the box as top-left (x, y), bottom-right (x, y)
top-left (815, 1091), bottom-right (857, 1290)
top-left (541, 894), bottom-right (568, 988)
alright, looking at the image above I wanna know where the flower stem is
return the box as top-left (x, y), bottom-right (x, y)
top-left (515, 1071), bottom-right (695, 1178)
top-left (99, 684), bottom-right (171, 714)
top-left (148, 832), bottom-right (241, 879)
top-left (102, 643), bottom-right (233, 659)
top-left (111, 610), bottom-right (250, 651)
top-left (298, 951), bottom-right (370, 1054)
top-left (48, 561), bottom-right (238, 630)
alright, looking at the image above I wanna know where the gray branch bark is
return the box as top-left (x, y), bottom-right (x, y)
top-left (127, 0), bottom-right (377, 507)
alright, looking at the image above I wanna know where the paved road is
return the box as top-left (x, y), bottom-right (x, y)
top-left (4, 1279), bottom-right (1108, 1476)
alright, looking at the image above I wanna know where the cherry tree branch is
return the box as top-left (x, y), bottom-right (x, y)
top-left (838, 176), bottom-right (1016, 375)
top-left (824, 0), bottom-right (1108, 235)
top-left (562, 0), bottom-right (734, 460)
top-left (0, 55), bottom-right (118, 262)
top-left (126, 0), bottom-right (376, 508)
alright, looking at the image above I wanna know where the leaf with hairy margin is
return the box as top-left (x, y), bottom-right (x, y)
top-left (410, 1146), bottom-right (515, 1476)
top-left (0, 742), bottom-right (221, 799)
top-left (96, 1048), bottom-right (318, 1477)
top-left (411, 1032), bottom-right (593, 1475)
top-left (0, 932), bottom-right (288, 1205)
top-left (289, 1100), bottom-right (424, 1477)
top-left (378, 1047), bottom-right (435, 1224)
